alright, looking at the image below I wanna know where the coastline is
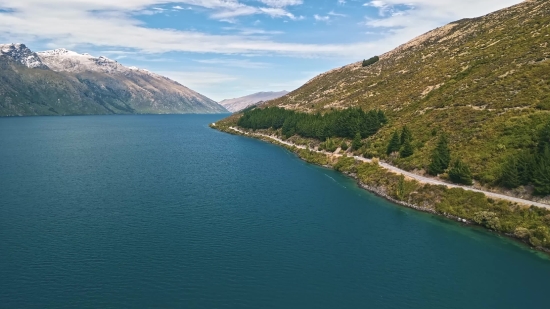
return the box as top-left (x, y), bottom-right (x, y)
top-left (213, 123), bottom-right (550, 256)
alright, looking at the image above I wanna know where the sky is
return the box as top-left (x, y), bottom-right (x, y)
top-left (0, 0), bottom-right (523, 101)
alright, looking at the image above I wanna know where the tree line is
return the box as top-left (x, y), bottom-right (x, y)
top-left (237, 107), bottom-right (388, 140)
top-left (499, 120), bottom-right (550, 195)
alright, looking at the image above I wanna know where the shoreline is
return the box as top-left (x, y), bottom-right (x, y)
top-left (214, 124), bottom-right (550, 256)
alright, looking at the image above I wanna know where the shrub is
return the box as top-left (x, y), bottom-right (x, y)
top-left (362, 56), bottom-right (379, 67)
top-left (514, 227), bottom-right (531, 239)
top-left (473, 211), bottom-right (501, 230)
top-left (448, 159), bottom-right (473, 185)
top-left (341, 141), bottom-right (349, 151)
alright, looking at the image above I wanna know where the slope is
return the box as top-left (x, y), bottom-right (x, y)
top-left (219, 91), bottom-right (289, 112)
top-left (253, 0), bottom-right (550, 188)
top-left (0, 45), bottom-right (227, 116)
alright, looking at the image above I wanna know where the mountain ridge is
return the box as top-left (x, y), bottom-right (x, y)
top-left (0, 44), bottom-right (227, 116)
top-left (218, 0), bottom-right (550, 199)
top-left (256, 0), bottom-right (550, 186)
top-left (219, 91), bottom-right (289, 112)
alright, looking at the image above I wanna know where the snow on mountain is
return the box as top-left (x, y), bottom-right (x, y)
top-left (0, 43), bottom-right (227, 115)
top-left (219, 91), bottom-right (289, 112)
top-left (37, 48), bottom-right (159, 76)
top-left (0, 43), bottom-right (47, 69)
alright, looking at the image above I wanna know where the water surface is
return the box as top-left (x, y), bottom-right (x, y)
top-left (0, 115), bottom-right (548, 308)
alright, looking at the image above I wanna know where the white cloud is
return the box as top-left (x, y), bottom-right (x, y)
top-left (258, 0), bottom-right (303, 7)
top-left (194, 58), bottom-right (272, 69)
top-left (314, 14), bottom-right (330, 22)
top-left (0, 0), bottom-right (371, 58)
top-left (0, 0), bottom-right (524, 61)
top-left (328, 11), bottom-right (346, 17)
top-left (172, 5), bottom-right (191, 10)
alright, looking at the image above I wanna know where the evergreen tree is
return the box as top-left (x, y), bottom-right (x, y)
top-left (533, 146), bottom-right (550, 196)
top-left (538, 121), bottom-right (550, 154)
top-left (448, 159), bottom-right (473, 185)
top-left (427, 152), bottom-right (444, 176)
top-left (400, 138), bottom-right (414, 158)
top-left (377, 110), bottom-right (388, 125)
top-left (500, 157), bottom-right (521, 189)
top-left (437, 135), bottom-right (451, 169)
top-left (427, 134), bottom-right (451, 175)
top-left (352, 132), bottom-right (362, 151)
top-left (400, 126), bottom-right (412, 145)
top-left (386, 131), bottom-right (401, 155)
top-left (341, 141), bottom-right (349, 151)
top-left (517, 151), bottom-right (536, 185)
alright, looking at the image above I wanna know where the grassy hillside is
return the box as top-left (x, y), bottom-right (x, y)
top-left (221, 0), bottom-right (550, 194)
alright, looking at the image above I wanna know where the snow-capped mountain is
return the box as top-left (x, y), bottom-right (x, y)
top-left (219, 91), bottom-right (289, 112)
top-left (0, 44), bottom-right (227, 116)
top-left (0, 43), bottom-right (47, 69)
top-left (37, 48), bottom-right (160, 77)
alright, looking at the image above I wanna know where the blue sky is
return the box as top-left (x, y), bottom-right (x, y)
top-left (0, 0), bottom-right (522, 101)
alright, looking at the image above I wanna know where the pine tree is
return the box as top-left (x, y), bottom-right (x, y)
top-left (517, 151), bottom-right (536, 185)
top-left (386, 131), bottom-right (401, 155)
top-left (427, 134), bottom-right (451, 175)
top-left (352, 132), bottom-right (362, 151)
top-left (341, 141), bottom-right (349, 151)
top-left (538, 121), bottom-right (550, 154)
top-left (533, 146), bottom-right (550, 196)
top-left (400, 138), bottom-right (414, 158)
top-left (500, 157), bottom-right (520, 189)
top-left (400, 126), bottom-right (412, 145)
top-left (437, 135), bottom-right (451, 169)
top-left (448, 159), bottom-right (473, 185)
top-left (377, 110), bottom-right (388, 125)
top-left (427, 152), bottom-right (444, 176)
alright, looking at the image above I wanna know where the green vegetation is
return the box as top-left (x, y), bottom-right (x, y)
top-left (252, 0), bottom-right (550, 194)
top-left (352, 132), bottom-right (363, 151)
top-left (499, 120), bottom-right (550, 195)
top-left (386, 131), bottom-right (401, 155)
top-left (237, 107), bottom-right (387, 140)
top-left (427, 135), bottom-right (451, 176)
top-left (400, 138), bottom-right (414, 158)
top-left (448, 159), bottom-right (473, 185)
top-left (213, 0), bottom-right (550, 253)
top-left (362, 56), bottom-right (380, 67)
top-left (341, 141), bottom-right (349, 151)
top-left (388, 126), bottom-right (415, 158)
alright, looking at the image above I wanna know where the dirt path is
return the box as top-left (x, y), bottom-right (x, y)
top-left (228, 126), bottom-right (550, 210)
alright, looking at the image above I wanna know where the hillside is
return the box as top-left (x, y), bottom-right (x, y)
top-left (222, 0), bottom-right (550, 193)
top-left (0, 44), bottom-right (227, 116)
top-left (219, 91), bottom-right (289, 112)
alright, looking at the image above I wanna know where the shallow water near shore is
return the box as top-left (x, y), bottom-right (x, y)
top-left (1, 114), bottom-right (549, 308)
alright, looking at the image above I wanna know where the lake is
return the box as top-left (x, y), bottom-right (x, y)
top-left (0, 114), bottom-right (548, 308)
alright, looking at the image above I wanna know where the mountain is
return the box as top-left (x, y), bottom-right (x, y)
top-left (0, 44), bottom-right (227, 116)
top-left (219, 91), bottom-right (289, 112)
top-left (232, 0), bottom-right (550, 187)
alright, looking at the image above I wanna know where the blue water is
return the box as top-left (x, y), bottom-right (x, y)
top-left (1, 115), bottom-right (549, 308)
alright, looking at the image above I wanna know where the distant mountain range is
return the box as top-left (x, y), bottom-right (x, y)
top-left (0, 44), bottom-right (227, 116)
top-left (219, 91), bottom-right (289, 112)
